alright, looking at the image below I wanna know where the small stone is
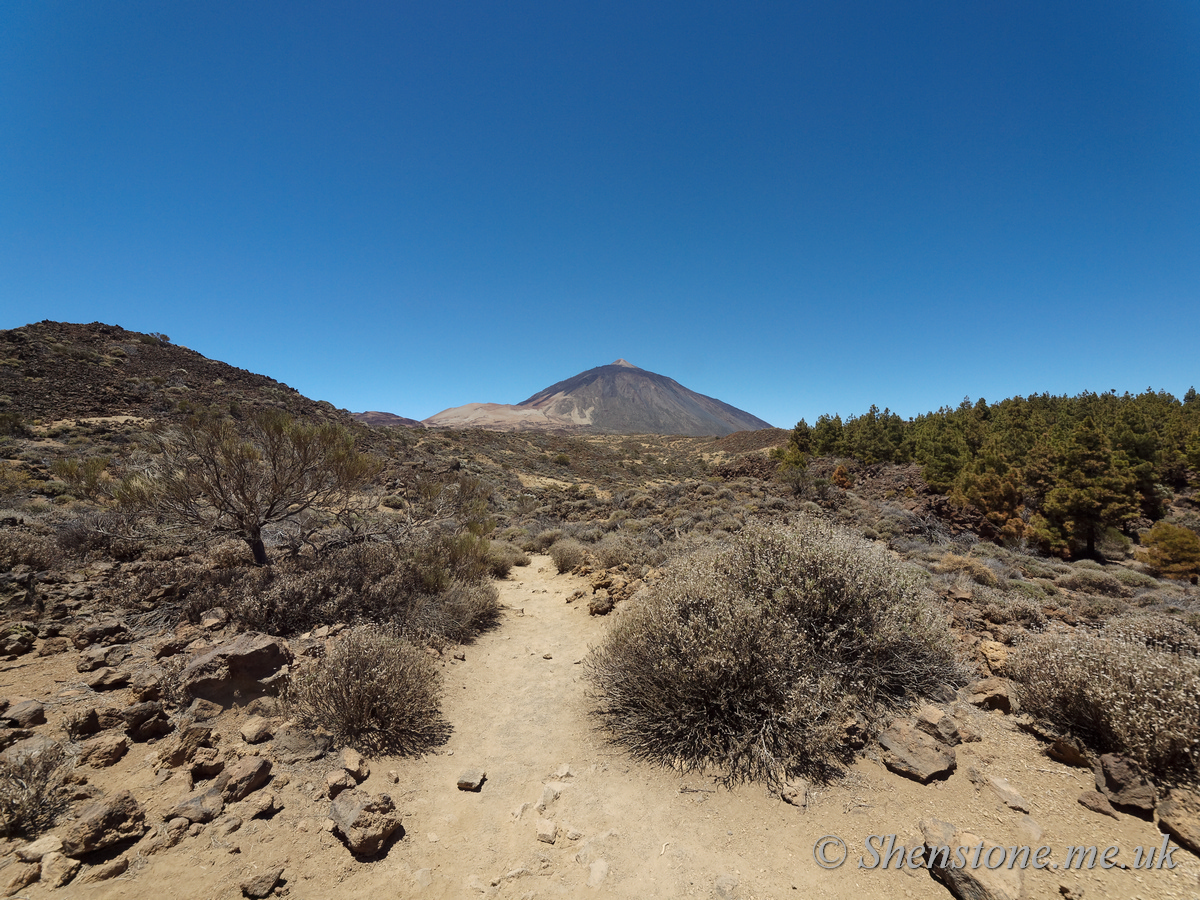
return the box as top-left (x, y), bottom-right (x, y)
top-left (241, 866), bottom-right (284, 898)
top-left (60, 790), bottom-right (146, 857)
top-left (715, 873), bottom-right (739, 900)
top-left (1080, 792), bottom-right (1113, 820)
top-left (915, 705), bottom-right (961, 746)
top-left (553, 763), bottom-right (573, 779)
top-left (78, 733), bottom-right (129, 768)
top-left (16, 834), bottom-right (63, 862)
top-left (414, 869), bottom-right (433, 887)
top-left (77, 856), bottom-right (128, 883)
top-left (3, 699), bottom-right (46, 728)
top-left (587, 859), bottom-right (609, 888)
top-left (240, 715), bottom-right (273, 744)
top-left (326, 769), bottom-right (356, 799)
top-left (978, 640), bottom-right (1009, 674)
top-left (339, 747), bottom-right (370, 782)
top-left (566, 827), bottom-right (584, 840)
top-left (3, 862), bottom-right (39, 895)
top-left (168, 788), bottom-right (225, 824)
top-left (920, 818), bottom-right (1023, 900)
top-left (40, 850), bottom-right (81, 888)
top-left (988, 776), bottom-right (1030, 813)
top-left (536, 818), bottom-right (557, 844)
top-left (537, 782), bottom-right (563, 811)
top-left (542, 653), bottom-right (553, 659)
top-left (879, 719), bottom-right (957, 783)
top-left (1093, 753), bottom-right (1156, 819)
top-left (329, 789), bottom-right (401, 855)
top-left (218, 756), bottom-right (272, 802)
top-left (386, 770), bottom-right (399, 784)
top-left (964, 677), bottom-right (1015, 713)
top-left (457, 769), bottom-right (486, 791)
top-left (781, 778), bottom-right (808, 809)
top-left (1157, 787), bottom-right (1200, 856)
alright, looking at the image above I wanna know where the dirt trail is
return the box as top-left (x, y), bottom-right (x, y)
top-left (18, 556), bottom-right (1199, 899)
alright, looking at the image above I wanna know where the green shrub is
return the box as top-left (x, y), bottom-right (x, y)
top-left (550, 538), bottom-right (587, 573)
top-left (1138, 521), bottom-right (1200, 580)
top-left (1009, 629), bottom-right (1200, 783)
top-left (585, 522), bottom-right (964, 786)
top-left (488, 540), bottom-right (530, 575)
top-left (285, 625), bottom-right (448, 755)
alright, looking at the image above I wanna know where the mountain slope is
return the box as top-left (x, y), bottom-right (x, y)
top-left (0, 321), bottom-right (352, 426)
top-left (424, 359), bottom-right (772, 436)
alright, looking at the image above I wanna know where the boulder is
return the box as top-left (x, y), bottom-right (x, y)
top-left (879, 720), bottom-right (956, 784)
top-left (1156, 787), bottom-right (1200, 856)
top-left (329, 789), bottom-right (402, 855)
top-left (60, 790), bottom-right (146, 857)
top-left (179, 633), bottom-right (291, 704)
top-left (1093, 753), bottom-right (1156, 819)
top-left (919, 818), bottom-right (1023, 900)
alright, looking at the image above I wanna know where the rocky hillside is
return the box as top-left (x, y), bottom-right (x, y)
top-left (0, 322), bottom-right (352, 426)
top-left (425, 359), bottom-right (773, 436)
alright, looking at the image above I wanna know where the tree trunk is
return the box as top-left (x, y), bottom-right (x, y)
top-left (246, 531), bottom-right (269, 566)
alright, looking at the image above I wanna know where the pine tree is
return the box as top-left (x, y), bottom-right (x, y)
top-left (1041, 418), bottom-right (1139, 557)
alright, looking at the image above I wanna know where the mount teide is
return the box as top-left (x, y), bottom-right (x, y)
top-left (420, 360), bottom-right (773, 436)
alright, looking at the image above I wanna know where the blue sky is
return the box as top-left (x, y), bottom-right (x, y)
top-left (3, 2), bottom-right (1198, 429)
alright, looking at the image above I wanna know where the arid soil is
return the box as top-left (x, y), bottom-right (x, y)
top-left (3, 557), bottom-right (1197, 900)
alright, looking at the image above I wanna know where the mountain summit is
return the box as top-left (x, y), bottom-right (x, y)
top-left (423, 361), bottom-right (772, 436)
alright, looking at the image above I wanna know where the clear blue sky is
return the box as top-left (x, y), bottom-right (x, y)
top-left (3, 2), bottom-right (1198, 428)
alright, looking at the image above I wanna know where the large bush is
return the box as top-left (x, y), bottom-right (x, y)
top-left (585, 521), bottom-right (964, 785)
top-left (285, 625), bottom-right (448, 755)
top-left (1009, 625), bottom-right (1200, 783)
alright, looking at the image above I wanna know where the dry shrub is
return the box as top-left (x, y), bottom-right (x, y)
top-left (489, 540), bottom-right (530, 572)
top-left (1009, 629), bottom-right (1200, 783)
top-left (284, 625), bottom-right (448, 755)
top-left (0, 742), bottom-right (71, 837)
top-left (207, 539), bottom-right (253, 569)
top-left (591, 533), bottom-right (667, 570)
top-left (227, 543), bottom-right (501, 640)
top-left (525, 528), bottom-right (563, 552)
top-left (0, 529), bottom-right (58, 571)
top-left (550, 538), bottom-right (587, 573)
top-left (933, 553), bottom-right (998, 587)
top-left (585, 521), bottom-right (965, 786)
top-left (55, 509), bottom-right (144, 561)
top-left (1100, 612), bottom-right (1200, 655)
top-left (1056, 566), bottom-right (1130, 598)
